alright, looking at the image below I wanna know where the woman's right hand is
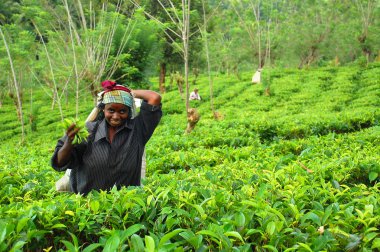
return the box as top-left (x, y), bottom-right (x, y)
top-left (65, 123), bottom-right (80, 145)
top-left (55, 123), bottom-right (80, 167)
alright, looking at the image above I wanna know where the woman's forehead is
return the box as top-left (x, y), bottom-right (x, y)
top-left (105, 103), bottom-right (129, 109)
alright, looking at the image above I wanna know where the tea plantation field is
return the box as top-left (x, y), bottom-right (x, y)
top-left (0, 65), bottom-right (379, 251)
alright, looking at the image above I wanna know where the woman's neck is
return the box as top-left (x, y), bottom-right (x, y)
top-left (107, 125), bottom-right (118, 143)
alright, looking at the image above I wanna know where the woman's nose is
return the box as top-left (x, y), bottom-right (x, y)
top-left (112, 113), bottom-right (121, 119)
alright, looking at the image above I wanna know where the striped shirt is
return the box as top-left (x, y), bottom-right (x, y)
top-left (51, 101), bottom-right (162, 195)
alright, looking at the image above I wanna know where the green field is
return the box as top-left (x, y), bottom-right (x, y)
top-left (0, 65), bottom-right (379, 251)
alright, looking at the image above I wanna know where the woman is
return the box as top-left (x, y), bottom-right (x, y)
top-left (51, 80), bottom-right (162, 195)
top-left (189, 88), bottom-right (201, 100)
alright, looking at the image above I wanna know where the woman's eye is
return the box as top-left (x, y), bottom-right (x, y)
top-left (120, 110), bottom-right (127, 114)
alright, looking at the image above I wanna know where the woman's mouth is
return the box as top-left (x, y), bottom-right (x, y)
top-left (110, 120), bottom-right (121, 126)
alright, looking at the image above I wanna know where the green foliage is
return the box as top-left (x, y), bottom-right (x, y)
top-left (107, 9), bottom-right (161, 86)
top-left (0, 64), bottom-right (379, 251)
top-left (29, 104), bottom-right (41, 132)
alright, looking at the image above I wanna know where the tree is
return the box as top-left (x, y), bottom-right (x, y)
top-left (0, 24), bottom-right (35, 143)
top-left (131, 0), bottom-right (203, 133)
top-left (199, 0), bottom-right (222, 118)
top-left (23, 0), bottom-right (140, 119)
top-left (354, 0), bottom-right (379, 64)
top-left (231, 0), bottom-right (263, 69)
top-left (0, 0), bottom-right (21, 24)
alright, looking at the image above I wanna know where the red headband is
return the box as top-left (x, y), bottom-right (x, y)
top-left (101, 80), bottom-right (131, 93)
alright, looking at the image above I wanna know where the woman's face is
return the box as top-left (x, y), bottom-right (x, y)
top-left (104, 103), bottom-right (129, 128)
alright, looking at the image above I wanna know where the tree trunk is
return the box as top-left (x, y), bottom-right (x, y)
top-left (159, 62), bottom-right (166, 93)
top-left (201, 0), bottom-right (216, 118)
top-left (1, 27), bottom-right (25, 143)
top-left (175, 72), bottom-right (184, 99)
top-left (358, 33), bottom-right (371, 66)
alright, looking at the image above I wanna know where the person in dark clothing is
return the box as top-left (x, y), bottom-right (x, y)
top-left (51, 80), bottom-right (162, 195)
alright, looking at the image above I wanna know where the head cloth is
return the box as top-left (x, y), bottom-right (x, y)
top-left (99, 80), bottom-right (137, 118)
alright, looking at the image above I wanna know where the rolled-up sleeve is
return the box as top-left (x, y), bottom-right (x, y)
top-left (138, 101), bottom-right (162, 144)
top-left (51, 135), bottom-right (80, 172)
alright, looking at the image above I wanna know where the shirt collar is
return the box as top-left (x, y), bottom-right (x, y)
top-left (94, 119), bottom-right (133, 142)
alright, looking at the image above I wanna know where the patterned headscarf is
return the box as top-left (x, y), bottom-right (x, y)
top-left (99, 80), bottom-right (137, 118)
top-left (103, 90), bottom-right (133, 107)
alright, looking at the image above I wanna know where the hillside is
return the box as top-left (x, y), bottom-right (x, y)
top-left (0, 65), bottom-right (379, 251)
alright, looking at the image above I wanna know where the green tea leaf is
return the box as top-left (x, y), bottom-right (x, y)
top-left (145, 235), bottom-right (155, 252)
top-left (16, 217), bottom-right (29, 233)
top-left (364, 232), bottom-right (378, 243)
top-left (90, 200), bottom-right (100, 213)
top-left (9, 241), bottom-right (26, 252)
top-left (266, 221), bottom-right (276, 236)
top-left (69, 232), bottom-right (79, 249)
top-left (103, 234), bottom-right (120, 252)
top-left (82, 243), bottom-right (102, 252)
top-left (245, 229), bottom-right (263, 236)
top-left (179, 231), bottom-right (203, 249)
top-left (61, 241), bottom-right (76, 252)
top-left (65, 210), bottom-right (74, 216)
top-left (124, 224), bottom-right (145, 238)
top-left (372, 238), bottom-right (380, 249)
top-left (51, 224), bottom-right (66, 229)
top-left (235, 212), bottom-right (245, 227)
top-left (196, 230), bottom-right (220, 240)
top-left (131, 234), bottom-right (144, 252)
top-left (262, 245), bottom-right (278, 252)
top-left (297, 242), bottom-right (313, 252)
top-left (301, 212), bottom-right (321, 226)
top-left (0, 224), bottom-right (7, 244)
top-left (369, 172), bottom-right (378, 182)
top-left (158, 229), bottom-right (185, 248)
top-left (322, 205), bottom-right (333, 225)
top-left (224, 231), bottom-right (244, 242)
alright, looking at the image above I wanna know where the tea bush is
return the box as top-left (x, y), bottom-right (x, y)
top-left (0, 65), bottom-right (379, 251)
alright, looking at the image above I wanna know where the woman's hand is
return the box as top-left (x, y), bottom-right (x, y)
top-left (132, 90), bottom-right (161, 106)
top-left (54, 123), bottom-right (80, 168)
top-left (65, 123), bottom-right (81, 145)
